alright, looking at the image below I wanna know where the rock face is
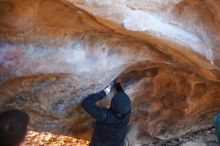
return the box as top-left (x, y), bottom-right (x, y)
top-left (0, 0), bottom-right (220, 141)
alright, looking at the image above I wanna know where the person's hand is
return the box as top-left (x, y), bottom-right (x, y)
top-left (104, 85), bottom-right (111, 95)
top-left (115, 77), bottom-right (122, 84)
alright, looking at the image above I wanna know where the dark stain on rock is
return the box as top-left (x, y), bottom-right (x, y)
top-left (150, 109), bottom-right (164, 121)
top-left (121, 68), bottom-right (159, 87)
top-left (144, 42), bottom-right (173, 63)
top-left (160, 92), bottom-right (186, 108)
top-left (192, 83), bottom-right (207, 100)
top-left (0, 1), bottom-right (13, 15)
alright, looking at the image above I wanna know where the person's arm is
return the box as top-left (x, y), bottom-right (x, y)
top-left (115, 83), bottom-right (124, 92)
top-left (114, 78), bottom-right (124, 92)
top-left (82, 91), bottom-right (108, 122)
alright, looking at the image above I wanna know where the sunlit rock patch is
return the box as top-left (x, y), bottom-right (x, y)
top-left (25, 131), bottom-right (89, 146)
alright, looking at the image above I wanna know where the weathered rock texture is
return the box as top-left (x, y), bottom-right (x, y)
top-left (1, 0), bottom-right (220, 142)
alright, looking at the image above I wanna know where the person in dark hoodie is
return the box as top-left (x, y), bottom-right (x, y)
top-left (82, 79), bottom-right (133, 146)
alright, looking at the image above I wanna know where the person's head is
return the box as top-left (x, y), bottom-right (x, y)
top-left (0, 109), bottom-right (29, 146)
top-left (110, 92), bottom-right (131, 115)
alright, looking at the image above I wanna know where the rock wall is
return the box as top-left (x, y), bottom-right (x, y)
top-left (0, 0), bottom-right (220, 141)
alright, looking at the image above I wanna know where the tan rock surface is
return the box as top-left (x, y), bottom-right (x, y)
top-left (0, 0), bottom-right (220, 142)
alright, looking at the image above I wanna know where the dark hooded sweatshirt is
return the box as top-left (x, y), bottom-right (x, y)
top-left (82, 83), bottom-right (131, 146)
